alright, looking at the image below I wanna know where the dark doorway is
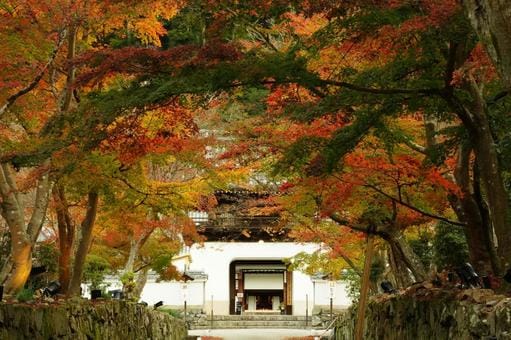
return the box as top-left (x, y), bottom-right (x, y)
top-left (229, 260), bottom-right (292, 315)
top-left (245, 289), bottom-right (283, 310)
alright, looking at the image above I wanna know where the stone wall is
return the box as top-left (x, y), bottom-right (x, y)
top-left (335, 289), bottom-right (511, 340)
top-left (0, 300), bottom-right (187, 340)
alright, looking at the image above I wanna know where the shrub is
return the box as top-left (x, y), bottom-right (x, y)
top-left (159, 308), bottom-right (182, 319)
top-left (16, 288), bottom-right (34, 302)
top-left (433, 222), bottom-right (469, 270)
top-left (83, 254), bottom-right (111, 290)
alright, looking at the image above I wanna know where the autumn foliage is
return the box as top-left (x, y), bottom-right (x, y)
top-left (1, 0), bottom-right (511, 297)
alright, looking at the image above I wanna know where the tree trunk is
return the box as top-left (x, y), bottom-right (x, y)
top-left (62, 24), bottom-right (77, 112)
top-left (0, 255), bottom-right (13, 286)
top-left (51, 24), bottom-right (80, 295)
top-left (385, 230), bottom-right (427, 282)
top-left (422, 108), bottom-right (497, 276)
top-left (133, 266), bottom-right (149, 301)
top-left (0, 163), bottom-right (51, 294)
top-left (53, 185), bottom-right (75, 294)
top-left (122, 226), bottom-right (155, 299)
top-left (473, 156), bottom-right (501, 275)
top-left (449, 143), bottom-right (496, 275)
top-left (468, 81), bottom-right (511, 274)
top-left (125, 238), bottom-right (141, 273)
top-left (3, 241), bottom-right (32, 294)
top-left (0, 165), bottom-right (32, 293)
top-left (68, 191), bottom-right (99, 296)
top-left (472, 128), bottom-right (511, 272)
top-left (463, 0), bottom-right (511, 89)
top-left (387, 243), bottom-right (413, 288)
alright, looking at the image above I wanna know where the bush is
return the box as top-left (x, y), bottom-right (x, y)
top-left (16, 288), bottom-right (34, 302)
top-left (159, 308), bottom-right (182, 319)
top-left (28, 242), bottom-right (60, 290)
top-left (341, 268), bottom-right (361, 301)
top-left (83, 255), bottom-right (111, 290)
top-left (409, 231), bottom-right (434, 269)
top-left (433, 222), bottom-right (469, 270)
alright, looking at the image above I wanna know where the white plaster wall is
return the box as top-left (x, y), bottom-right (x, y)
top-left (140, 280), bottom-right (205, 307)
top-left (292, 270), bottom-right (315, 315)
top-left (92, 242), bottom-right (352, 314)
top-left (313, 281), bottom-right (351, 309)
top-left (180, 242), bottom-right (351, 315)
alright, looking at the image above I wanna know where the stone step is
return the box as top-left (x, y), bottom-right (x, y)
top-left (242, 311), bottom-right (281, 315)
top-left (204, 315), bottom-right (310, 321)
top-left (191, 325), bottom-right (310, 329)
top-left (190, 323), bottom-right (311, 329)
top-left (189, 317), bottom-right (315, 330)
top-left (194, 320), bottom-right (309, 325)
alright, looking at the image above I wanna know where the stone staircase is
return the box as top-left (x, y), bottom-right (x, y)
top-left (189, 314), bottom-right (314, 329)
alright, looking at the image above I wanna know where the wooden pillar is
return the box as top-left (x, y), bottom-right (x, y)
top-left (285, 269), bottom-right (293, 314)
top-left (229, 261), bottom-right (235, 314)
top-left (238, 270), bottom-right (244, 312)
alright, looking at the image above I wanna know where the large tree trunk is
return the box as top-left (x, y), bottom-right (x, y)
top-left (53, 185), bottom-right (75, 294)
top-left (122, 238), bottom-right (143, 300)
top-left (422, 109), bottom-right (497, 276)
top-left (463, 0), bottom-right (511, 89)
top-left (472, 160), bottom-right (501, 275)
top-left (463, 9), bottom-right (511, 274)
top-left (468, 81), bottom-right (511, 274)
top-left (68, 191), bottom-right (99, 296)
top-left (0, 164), bottom-right (25, 292)
top-left (0, 163), bottom-right (51, 294)
top-left (472, 127), bottom-right (511, 272)
top-left (449, 143), bottom-right (496, 275)
top-left (4, 241), bottom-right (32, 295)
top-left (52, 24), bottom-right (79, 295)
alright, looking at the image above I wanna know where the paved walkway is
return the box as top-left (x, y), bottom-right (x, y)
top-left (188, 328), bottom-right (332, 339)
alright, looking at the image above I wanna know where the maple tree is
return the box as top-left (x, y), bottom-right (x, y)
top-left (0, 0), bottom-right (187, 294)
top-left (221, 103), bottom-right (460, 287)
top-left (140, 0), bottom-right (511, 287)
top-left (221, 0), bottom-right (511, 285)
top-left (2, 0), bottom-right (511, 298)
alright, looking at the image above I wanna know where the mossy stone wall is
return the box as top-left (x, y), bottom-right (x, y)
top-left (0, 300), bottom-right (187, 340)
top-left (335, 289), bottom-right (511, 340)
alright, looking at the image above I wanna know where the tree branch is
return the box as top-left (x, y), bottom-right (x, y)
top-left (339, 253), bottom-right (362, 277)
top-left (487, 90), bottom-right (509, 106)
top-left (364, 183), bottom-right (466, 226)
top-left (329, 213), bottom-right (385, 236)
top-left (0, 29), bottom-right (66, 118)
top-left (444, 41), bottom-right (459, 92)
top-left (320, 79), bottom-right (442, 96)
top-left (400, 135), bottom-right (427, 154)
